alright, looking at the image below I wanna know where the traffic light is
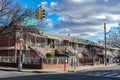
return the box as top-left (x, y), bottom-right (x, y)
top-left (40, 9), bottom-right (45, 20)
top-left (35, 9), bottom-right (45, 20)
top-left (35, 9), bottom-right (39, 19)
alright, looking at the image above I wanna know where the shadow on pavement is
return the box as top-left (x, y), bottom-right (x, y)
top-left (0, 71), bottom-right (120, 80)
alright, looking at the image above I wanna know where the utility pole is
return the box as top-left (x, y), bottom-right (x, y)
top-left (104, 23), bottom-right (107, 66)
top-left (74, 43), bottom-right (76, 70)
top-left (18, 19), bottom-right (23, 71)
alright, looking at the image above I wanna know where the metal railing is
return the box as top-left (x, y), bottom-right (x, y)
top-left (0, 56), bottom-right (16, 63)
top-left (43, 58), bottom-right (69, 64)
top-left (24, 57), bottom-right (40, 64)
top-left (0, 56), bottom-right (70, 65)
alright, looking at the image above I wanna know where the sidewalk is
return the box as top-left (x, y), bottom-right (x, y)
top-left (0, 64), bottom-right (117, 73)
top-left (68, 63), bottom-right (117, 72)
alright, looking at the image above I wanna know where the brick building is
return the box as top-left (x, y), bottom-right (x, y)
top-left (0, 25), bottom-right (119, 69)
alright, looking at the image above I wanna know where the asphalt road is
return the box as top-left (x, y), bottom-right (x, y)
top-left (0, 64), bottom-right (120, 80)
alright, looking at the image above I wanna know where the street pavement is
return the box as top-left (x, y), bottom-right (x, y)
top-left (74, 64), bottom-right (120, 79)
top-left (0, 64), bottom-right (120, 80)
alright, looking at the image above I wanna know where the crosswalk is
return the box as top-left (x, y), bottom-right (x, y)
top-left (78, 71), bottom-right (120, 78)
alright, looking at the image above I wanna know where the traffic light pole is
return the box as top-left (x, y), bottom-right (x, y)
top-left (18, 19), bottom-right (23, 71)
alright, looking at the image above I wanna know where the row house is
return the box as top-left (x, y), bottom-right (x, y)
top-left (0, 25), bottom-right (119, 69)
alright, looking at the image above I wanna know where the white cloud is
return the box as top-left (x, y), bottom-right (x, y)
top-left (104, 0), bottom-right (109, 2)
top-left (24, 5), bottom-right (28, 8)
top-left (46, 0), bottom-right (120, 41)
top-left (50, 2), bottom-right (57, 7)
top-left (45, 19), bottom-right (53, 28)
top-left (91, 14), bottom-right (106, 19)
top-left (106, 23), bottom-right (118, 32)
top-left (41, 2), bottom-right (48, 5)
top-left (70, 0), bottom-right (95, 3)
top-left (38, 2), bottom-right (48, 8)
top-left (58, 17), bottom-right (68, 21)
top-left (70, 0), bottom-right (84, 3)
top-left (58, 17), bottom-right (71, 22)
top-left (62, 28), bottom-right (70, 32)
top-left (107, 14), bottom-right (120, 21)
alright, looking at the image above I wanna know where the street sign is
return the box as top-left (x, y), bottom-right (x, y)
top-left (24, 18), bottom-right (37, 25)
top-left (19, 39), bottom-right (24, 43)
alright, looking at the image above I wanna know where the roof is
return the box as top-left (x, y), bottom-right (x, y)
top-left (0, 25), bottom-right (118, 50)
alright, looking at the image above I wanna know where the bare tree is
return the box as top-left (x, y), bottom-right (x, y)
top-left (0, 0), bottom-right (34, 27)
top-left (107, 27), bottom-right (120, 48)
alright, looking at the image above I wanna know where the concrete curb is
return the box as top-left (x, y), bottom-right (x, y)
top-left (0, 67), bottom-right (66, 73)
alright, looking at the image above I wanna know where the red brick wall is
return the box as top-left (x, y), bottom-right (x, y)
top-left (43, 63), bottom-right (71, 69)
top-left (0, 32), bottom-right (16, 47)
top-left (0, 34), bottom-right (9, 47)
top-left (0, 50), bottom-right (16, 56)
top-left (0, 50), bottom-right (8, 56)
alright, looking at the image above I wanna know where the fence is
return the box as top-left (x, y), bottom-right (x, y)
top-left (0, 56), bottom-right (16, 63)
top-left (24, 57), bottom-right (40, 64)
top-left (43, 57), bottom-right (69, 64)
top-left (43, 57), bottom-right (71, 69)
top-left (0, 56), bottom-right (73, 69)
top-left (0, 56), bottom-right (70, 64)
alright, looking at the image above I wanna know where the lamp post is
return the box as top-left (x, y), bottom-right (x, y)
top-left (104, 23), bottom-right (107, 66)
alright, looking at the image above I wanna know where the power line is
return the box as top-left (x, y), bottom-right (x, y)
top-left (43, 4), bottom-right (86, 23)
top-left (33, 0), bottom-right (86, 23)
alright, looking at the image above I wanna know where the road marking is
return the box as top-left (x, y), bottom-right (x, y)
top-left (0, 74), bottom-right (4, 75)
top-left (115, 75), bottom-right (120, 78)
top-left (81, 72), bottom-right (120, 78)
top-left (105, 73), bottom-right (118, 76)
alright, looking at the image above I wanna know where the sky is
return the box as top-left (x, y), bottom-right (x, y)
top-left (16, 0), bottom-right (120, 42)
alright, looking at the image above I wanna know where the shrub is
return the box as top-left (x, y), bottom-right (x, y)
top-left (46, 52), bottom-right (54, 64)
top-left (46, 52), bottom-right (54, 58)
